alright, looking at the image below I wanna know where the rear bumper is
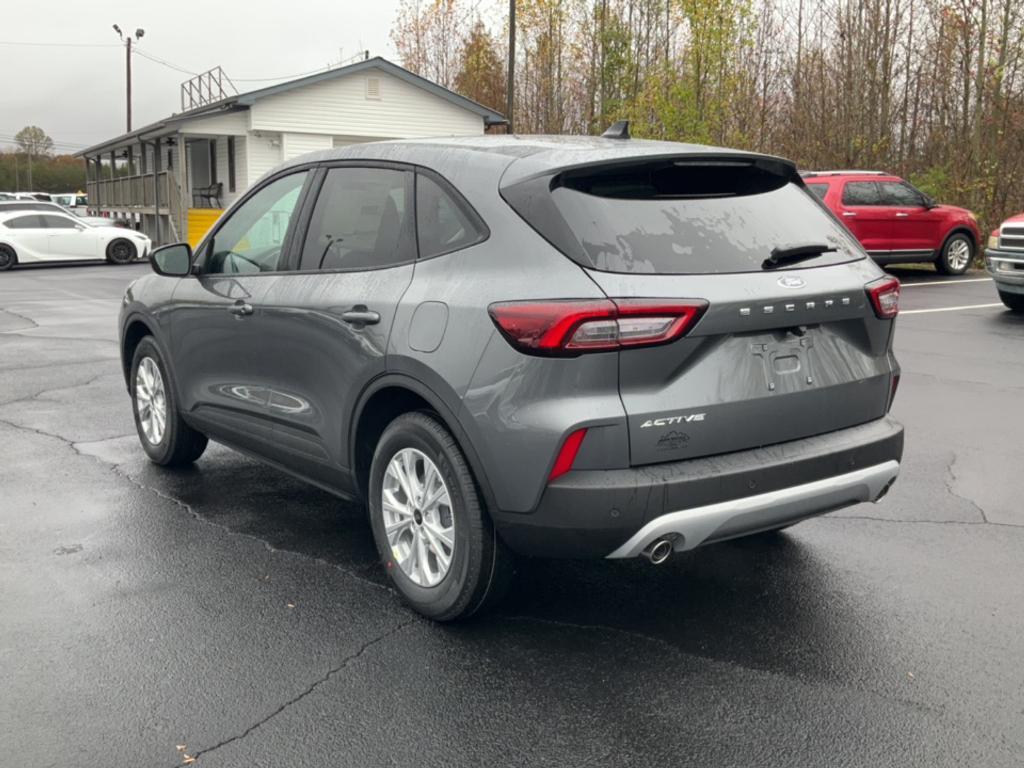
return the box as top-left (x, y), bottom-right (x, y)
top-left (492, 416), bottom-right (904, 558)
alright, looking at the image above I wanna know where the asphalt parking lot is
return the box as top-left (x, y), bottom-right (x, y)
top-left (2, 262), bottom-right (1022, 767)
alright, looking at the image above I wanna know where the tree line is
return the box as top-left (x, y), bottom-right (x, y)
top-left (0, 127), bottom-right (85, 193)
top-left (392, 0), bottom-right (1024, 233)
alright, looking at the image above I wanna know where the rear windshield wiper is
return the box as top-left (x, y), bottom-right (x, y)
top-left (762, 243), bottom-right (837, 270)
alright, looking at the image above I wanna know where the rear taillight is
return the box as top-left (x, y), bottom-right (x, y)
top-left (866, 277), bottom-right (900, 319)
top-left (488, 298), bottom-right (708, 356)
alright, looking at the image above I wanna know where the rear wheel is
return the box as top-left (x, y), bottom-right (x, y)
top-left (130, 337), bottom-right (207, 466)
top-left (106, 238), bottom-right (137, 265)
top-left (999, 290), bottom-right (1024, 313)
top-left (368, 411), bottom-right (512, 621)
top-left (935, 233), bottom-right (973, 275)
top-left (0, 244), bottom-right (17, 271)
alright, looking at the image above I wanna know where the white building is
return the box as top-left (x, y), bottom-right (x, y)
top-left (77, 57), bottom-right (505, 246)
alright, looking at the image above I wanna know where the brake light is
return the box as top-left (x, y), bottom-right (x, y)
top-left (549, 428), bottom-right (588, 481)
top-left (488, 298), bottom-right (708, 356)
top-left (866, 277), bottom-right (900, 319)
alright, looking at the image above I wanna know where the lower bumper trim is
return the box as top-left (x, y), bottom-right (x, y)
top-left (606, 460), bottom-right (900, 558)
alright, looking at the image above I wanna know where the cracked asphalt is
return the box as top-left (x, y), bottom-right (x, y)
top-left (2, 264), bottom-right (1022, 767)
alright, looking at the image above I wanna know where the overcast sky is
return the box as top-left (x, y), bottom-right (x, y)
top-left (0, 0), bottom-right (404, 153)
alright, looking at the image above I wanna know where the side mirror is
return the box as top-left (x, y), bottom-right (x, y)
top-left (922, 195), bottom-right (937, 209)
top-left (151, 243), bottom-right (193, 277)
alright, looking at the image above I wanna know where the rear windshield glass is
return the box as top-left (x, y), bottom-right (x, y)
top-left (547, 163), bottom-right (863, 274)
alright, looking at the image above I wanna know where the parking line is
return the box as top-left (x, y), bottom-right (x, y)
top-left (902, 303), bottom-right (1004, 315)
top-left (900, 277), bottom-right (992, 288)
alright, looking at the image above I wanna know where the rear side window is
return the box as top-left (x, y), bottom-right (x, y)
top-left (3, 215), bottom-right (42, 229)
top-left (526, 159), bottom-right (862, 275)
top-left (299, 167), bottom-right (413, 271)
top-left (842, 182), bottom-right (882, 205)
top-left (415, 173), bottom-right (486, 259)
top-left (806, 183), bottom-right (829, 200)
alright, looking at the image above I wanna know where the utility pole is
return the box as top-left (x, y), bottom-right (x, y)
top-left (506, 0), bottom-right (515, 133)
top-left (113, 25), bottom-right (145, 132)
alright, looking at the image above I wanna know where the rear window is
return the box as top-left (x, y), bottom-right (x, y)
top-left (539, 160), bottom-right (862, 274)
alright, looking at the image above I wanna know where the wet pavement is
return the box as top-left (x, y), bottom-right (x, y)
top-left (1, 263), bottom-right (1022, 766)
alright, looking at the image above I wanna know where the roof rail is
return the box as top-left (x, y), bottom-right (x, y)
top-left (800, 170), bottom-right (889, 177)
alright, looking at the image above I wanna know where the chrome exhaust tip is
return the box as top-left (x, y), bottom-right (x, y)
top-left (644, 538), bottom-right (674, 565)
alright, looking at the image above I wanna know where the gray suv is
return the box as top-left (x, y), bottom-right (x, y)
top-left (120, 135), bottom-right (904, 620)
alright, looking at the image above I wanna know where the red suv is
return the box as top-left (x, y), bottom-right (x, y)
top-left (803, 171), bottom-right (980, 275)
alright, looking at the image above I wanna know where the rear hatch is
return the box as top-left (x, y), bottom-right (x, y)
top-left (503, 153), bottom-right (896, 466)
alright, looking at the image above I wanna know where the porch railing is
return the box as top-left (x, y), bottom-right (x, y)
top-left (86, 172), bottom-right (176, 211)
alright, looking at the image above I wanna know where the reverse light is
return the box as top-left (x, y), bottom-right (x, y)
top-left (866, 277), bottom-right (900, 319)
top-left (549, 428), bottom-right (588, 482)
top-left (488, 298), bottom-right (708, 356)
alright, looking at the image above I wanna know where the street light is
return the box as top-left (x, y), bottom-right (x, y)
top-left (113, 25), bottom-right (145, 132)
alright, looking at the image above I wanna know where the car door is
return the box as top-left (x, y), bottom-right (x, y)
top-left (41, 214), bottom-right (97, 259)
top-left (167, 170), bottom-right (312, 456)
top-left (2, 214), bottom-right (51, 259)
top-left (880, 181), bottom-right (942, 254)
top-left (252, 164), bottom-right (417, 490)
top-left (837, 181), bottom-right (894, 255)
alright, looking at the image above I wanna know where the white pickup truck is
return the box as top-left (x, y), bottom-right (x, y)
top-left (986, 213), bottom-right (1024, 311)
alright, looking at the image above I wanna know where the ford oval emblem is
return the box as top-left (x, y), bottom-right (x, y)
top-left (778, 275), bottom-right (806, 289)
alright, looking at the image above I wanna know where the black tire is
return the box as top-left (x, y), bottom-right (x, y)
top-left (368, 411), bottom-right (513, 621)
top-left (130, 337), bottom-right (207, 466)
top-left (106, 238), bottom-right (137, 265)
top-left (999, 290), bottom-right (1024, 313)
top-left (935, 232), bottom-right (974, 275)
top-left (0, 244), bottom-right (17, 271)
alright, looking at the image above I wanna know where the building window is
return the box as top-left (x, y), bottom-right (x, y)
top-left (167, 149), bottom-right (173, 171)
top-left (209, 140), bottom-right (218, 185)
top-left (227, 137), bottom-right (236, 193)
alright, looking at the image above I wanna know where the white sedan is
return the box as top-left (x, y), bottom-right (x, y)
top-left (0, 210), bottom-right (151, 270)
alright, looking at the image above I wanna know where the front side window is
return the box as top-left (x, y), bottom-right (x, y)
top-left (842, 182), bottom-right (882, 206)
top-left (416, 173), bottom-right (486, 259)
top-left (878, 181), bottom-right (924, 207)
top-left (205, 171), bottom-right (308, 275)
top-left (299, 167), bottom-right (413, 271)
top-left (38, 215), bottom-right (78, 229)
top-left (806, 183), bottom-right (829, 200)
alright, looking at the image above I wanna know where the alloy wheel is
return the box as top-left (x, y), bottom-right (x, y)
top-left (135, 356), bottom-right (167, 445)
top-left (381, 448), bottom-right (455, 587)
top-left (947, 238), bottom-right (971, 271)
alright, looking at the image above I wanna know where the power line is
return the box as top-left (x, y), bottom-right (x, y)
top-left (0, 40), bottom-right (120, 48)
top-left (132, 46), bottom-right (198, 77)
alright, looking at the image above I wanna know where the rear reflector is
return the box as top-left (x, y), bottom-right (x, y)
top-left (488, 298), bottom-right (708, 356)
top-left (549, 428), bottom-right (588, 482)
top-left (866, 277), bottom-right (900, 319)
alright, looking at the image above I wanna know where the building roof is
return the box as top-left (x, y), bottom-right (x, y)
top-left (77, 57), bottom-right (506, 157)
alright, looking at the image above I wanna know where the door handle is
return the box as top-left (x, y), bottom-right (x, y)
top-left (842, 211), bottom-right (857, 217)
top-left (895, 212), bottom-right (910, 217)
top-left (341, 307), bottom-right (381, 325)
top-left (229, 301), bottom-right (254, 317)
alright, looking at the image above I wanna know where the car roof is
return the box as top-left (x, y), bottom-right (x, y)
top-left (0, 209), bottom-right (72, 221)
top-left (275, 134), bottom-right (797, 187)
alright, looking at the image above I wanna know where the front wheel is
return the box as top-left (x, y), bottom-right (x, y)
top-left (999, 290), bottom-right (1024, 313)
top-left (368, 412), bottom-right (512, 621)
top-left (130, 337), bottom-right (208, 466)
top-left (935, 233), bottom-right (973, 275)
top-left (106, 238), bottom-right (137, 265)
